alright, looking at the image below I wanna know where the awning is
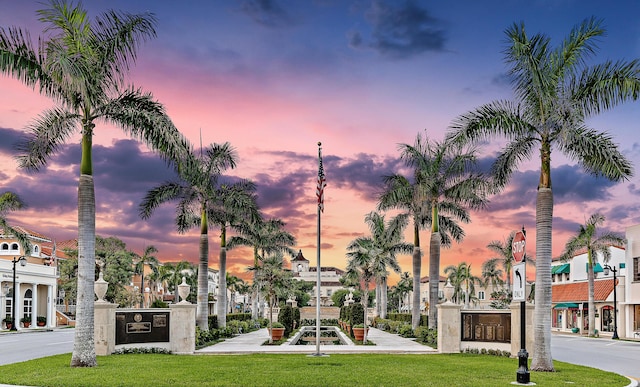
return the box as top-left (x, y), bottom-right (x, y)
top-left (586, 263), bottom-right (603, 273)
top-left (553, 302), bottom-right (579, 309)
top-left (552, 264), bottom-right (570, 274)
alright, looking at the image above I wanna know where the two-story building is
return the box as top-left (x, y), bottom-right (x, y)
top-left (551, 245), bottom-right (626, 336)
top-left (1, 226), bottom-right (58, 329)
top-left (624, 225), bottom-right (640, 338)
top-left (291, 250), bottom-right (344, 306)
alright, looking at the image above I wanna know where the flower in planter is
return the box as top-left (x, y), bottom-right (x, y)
top-left (20, 316), bottom-right (32, 323)
top-left (37, 316), bottom-right (47, 325)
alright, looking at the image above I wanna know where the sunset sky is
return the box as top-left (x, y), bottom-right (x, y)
top-left (2, 0), bottom-right (640, 284)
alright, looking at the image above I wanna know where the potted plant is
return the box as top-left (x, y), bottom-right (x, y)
top-left (270, 321), bottom-right (285, 341)
top-left (2, 317), bottom-right (13, 330)
top-left (352, 323), bottom-right (368, 342)
top-left (345, 320), bottom-right (351, 335)
top-left (37, 316), bottom-right (46, 327)
top-left (20, 316), bottom-right (31, 328)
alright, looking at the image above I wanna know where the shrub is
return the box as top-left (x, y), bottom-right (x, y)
top-left (350, 304), bottom-right (364, 326)
top-left (227, 313), bottom-right (252, 322)
top-left (271, 321), bottom-right (284, 328)
top-left (398, 324), bottom-right (415, 338)
top-left (292, 307), bottom-right (301, 329)
top-left (208, 315), bottom-right (218, 330)
top-left (150, 299), bottom-right (168, 308)
top-left (278, 305), bottom-right (294, 337)
top-left (415, 326), bottom-right (437, 347)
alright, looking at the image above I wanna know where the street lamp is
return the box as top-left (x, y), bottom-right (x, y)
top-left (603, 264), bottom-right (619, 340)
top-left (11, 256), bottom-right (27, 331)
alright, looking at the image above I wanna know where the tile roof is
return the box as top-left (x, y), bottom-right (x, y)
top-left (552, 279), bottom-right (616, 303)
top-left (1, 225), bottom-right (51, 242)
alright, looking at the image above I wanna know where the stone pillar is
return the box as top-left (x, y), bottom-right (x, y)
top-left (46, 285), bottom-right (53, 328)
top-left (170, 303), bottom-right (196, 354)
top-left (14, 282), bottom-right (21, 328)
top-left (510, 302), bottom-right (535, 358)
top-left (94, 302), bottom-right (117, 355)
top-left (437, 301), bottom-right (462, 353)
top-left (31, 283), bottom-right (38, 323)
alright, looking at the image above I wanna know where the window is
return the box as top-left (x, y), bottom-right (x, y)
top-left (10, 243), bottom-right (18, 250)
top-left (634, 257), bottom-right (640, 282)
top-left (23, 289), bottom-right (33, 319)
top-left (478, 291), bottom-right (485, 300)
top-left (1, 243), bottom-right (8, 250)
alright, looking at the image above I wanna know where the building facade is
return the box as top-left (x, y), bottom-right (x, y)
top-left (1, 226), bottom-right (58, 329)
top-left (624, 225), bottom-right (640, 338)
top-left (291, 249), bottom-right (344, 306)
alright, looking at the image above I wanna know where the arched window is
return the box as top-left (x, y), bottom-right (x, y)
top-left (23, 289), bottom-right (33, 319)
top-left (10, 243), bottom-right (19, 250)
top-left (1, 243), bottom-right (8, 250)
top-left (34, 245), bottom-right (39, 253)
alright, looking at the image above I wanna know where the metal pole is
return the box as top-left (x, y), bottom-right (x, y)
top-left (10, 257), bottom-right (18, 331)
top-left (315, 204), bottom-right (321, 355)
top-left (612, 267), bottom-right (619, 340)
top-left (516, 226), bottom-right (529, 384)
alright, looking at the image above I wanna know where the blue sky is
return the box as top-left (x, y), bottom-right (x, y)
top-left (1, 0), bottom-right (640, 281)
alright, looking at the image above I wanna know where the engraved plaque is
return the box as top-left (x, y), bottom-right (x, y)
top-left (116, 311), bottom-right (170, 344)
top-left (461, 312), bottom-right (511, 343)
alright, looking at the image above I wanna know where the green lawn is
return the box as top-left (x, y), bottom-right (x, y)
top-left (0, 353), bottom-right (628, 387)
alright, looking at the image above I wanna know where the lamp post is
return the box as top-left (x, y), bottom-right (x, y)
top-left (11, 256), bottom-right (27, 331)
top-left (603, 264), bottom-right (619, 340)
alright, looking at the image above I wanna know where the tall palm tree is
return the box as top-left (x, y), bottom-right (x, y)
top-left (0, 1), bottom-right (188, 367)
top-left (448, 18), bottom-right (638, 370)
top-left (251, 252), bottom-right (292, 343)
top-left (134, 245), bottom-right (159, 308)
top-left (560, 213), bottom-right (624, 337)
top-left (481, 258), bottom-right (504, 295)
top-left (0, 192), bottom-right (32, 255)
top-left (382, 133), bottom-right (488, 329)
top-left (209, 181), bottom-right (259, 327)
top-left (362, 211), bottom-right (413, 319)
top-left (486, 232), bottom-right (517, 292)
top-left (140, 142), bottom-right (239, 330)
top-left (228, 217), bottom-right (296, 319)
top-left (345, 237), bottom-right (379, 343)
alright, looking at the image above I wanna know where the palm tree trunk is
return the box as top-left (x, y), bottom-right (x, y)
top-left (531, 187), bottom-right (555, 371)
top-left (428, 232), bottom-right (440, 329)
top-left (381, 277), bottom-right (388, 319)
top-left (70, 173), bottom-right (97, 367)
top-left (140, 271), bottom-right (145, 308)
top-left (197, 211), bottom-right (209, 331)
top-left (363, 280), bottom-right (369, 344)
top-left (375, 282), bottom-right (381, 317)
top-left (587, 262), bottom-right (595, 336)
top-left (217, 242), bottom-right (227, 328)
top-left (411, 220), bottom-right (422, 329)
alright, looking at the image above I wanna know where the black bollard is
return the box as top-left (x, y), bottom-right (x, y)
top-left (516, 347), bottom-right (530, 384)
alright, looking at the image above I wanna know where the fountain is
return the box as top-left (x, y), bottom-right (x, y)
top-left (289, 326), bottom-right (353, 346)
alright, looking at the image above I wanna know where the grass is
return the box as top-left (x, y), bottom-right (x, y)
top-left (0, 353), bottom-right (629, 387)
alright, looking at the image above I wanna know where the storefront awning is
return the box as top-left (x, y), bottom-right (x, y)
top-left (585, 263), bottom-right (603, 273)
top-left (552, 264), bottom-right (570, 274)
top-left (553, 302), bottom-right (579, 309)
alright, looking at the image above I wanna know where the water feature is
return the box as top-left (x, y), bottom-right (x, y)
top-left (289, 326), bottom-right (353, 346)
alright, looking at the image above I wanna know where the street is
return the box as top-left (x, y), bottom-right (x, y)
top-left (552, 333), bottom-right (640, 382)
top-left (0, 329), bottom-right (74, 366)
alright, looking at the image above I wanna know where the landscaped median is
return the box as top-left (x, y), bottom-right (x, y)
top-left (0, 353), bottom-right (630, 387)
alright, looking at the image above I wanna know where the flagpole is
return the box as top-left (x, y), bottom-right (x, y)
top-left (313, 141), bottom-right (325, 357)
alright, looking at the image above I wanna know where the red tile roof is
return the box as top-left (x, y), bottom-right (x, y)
top-left (2, 225), bottom-right (51, 242)
top-left (552, 279), bottom-right (616, 303)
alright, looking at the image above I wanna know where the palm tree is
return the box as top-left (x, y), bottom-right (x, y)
top-left (481, 258), bottom-right (504, 295)
top-left (225, 274), bottom-right (243, 314)
top-left (345, 237), bottom-right (378, 343)
top-left (209, 181), bottom-right (259, 327)
top-left (393, 272), bottom-right (413, 313)
top-left (448, 18), bottom-right (638, 370)
top-left (444, 262), bottom-right (480, 307)
top-left (0, 1), bottom-right (189, 367)
top-left (362, 211), bottom-right (413, 319)
top-left (0, 192), bottom-right (32, 255)
top-left (486, 232), bottom-right (517, 292)
top-left (251, 253), bottom-right (292, 343)
top-left (382, 133), bottom-right (488, 329)
top-left (134, 245), bottom-right (159, 308)
top-left (139, 142), bottom-right (239, 330)
top-left (228, 217), bottom-right (296, 319)
top-left (560, 213), bottom-right (624, 337)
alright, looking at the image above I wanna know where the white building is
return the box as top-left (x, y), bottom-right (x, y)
top-left (551, 245), bottom-right (626, 336)
top-left (1, 226), bottom-right (58, 329)
top-left (624, 225), bottom-right (640, 338)
top-left (291, 250), bottom-right (344, 306)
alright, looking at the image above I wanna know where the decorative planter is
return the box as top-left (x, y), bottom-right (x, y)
top-left (571, 327), bottom-right (579, 333)
top-left (4, 323), bottom-right (13, 330)
top-left (270, 327), bottom-right (285, 341)
top-left (37, 322), bottom-right (46, 327)
top-left (23, 322), bottom-right (31, 328)
top-left (352, 327), bottom-right (368, 341)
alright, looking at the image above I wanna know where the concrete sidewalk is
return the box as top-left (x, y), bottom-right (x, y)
top-left (196, 327), bottom-right (437, 355)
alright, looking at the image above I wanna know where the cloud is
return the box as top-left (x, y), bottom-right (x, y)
top-left (238, 0), bottom-right (295, 28)
top-left (0, 127), bottom-right (26, 154)
top-left (350, 0), bottom-right (447, 59)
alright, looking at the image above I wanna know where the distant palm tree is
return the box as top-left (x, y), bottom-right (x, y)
top-left (481, 258), bottom-right (504, 294)
top-left (486, 232), bottom-right (517, 292)
top-left (362, 211), bottom-right (413, 319)
top-left (448, 18), bottom-right (638, 370)
top-left (444, 262), bottom-right (480, 307)
top-left (251, 253), bottom-right (292, 343)
top-left (382, 133), bottom-right (488, 329)
top-left (0, 1), bottom-right (188, 367)
top-left (346, 237), bottom-right (378, 343)
top-left (134, 245), bottom-right (159, 308)
top-left (560, 213), bottom-right (624, 337)
top-left (392, 272), bottom-right (412, 313)
top-left (140, 142), bottom-right (240, 330)
top-left (0, 192), bottom-right (32, 255)
top-left (226, 273), bottom-right (244, 314)
top-left (229, 218), bottom-right (296, 319)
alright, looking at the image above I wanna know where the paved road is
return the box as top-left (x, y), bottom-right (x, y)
top-left (552, 333), bottom-right (640, 383)
top-left (0, 329), bottom-right (74, 366)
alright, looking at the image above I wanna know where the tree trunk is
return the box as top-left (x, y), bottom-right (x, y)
top-left (217, 246), bottom-right (227, 328)
top-left (531, 187), bottom-right (555, 371)
top-left (197, 216), bottom-right (209, 330)
top-left (363, 280), bottom-right (369, 344)
top-left (411, 246), bottom-right (421, 329)
top-left (587, 260), bottom-right (595, 336)
top-left (381, 277), bottom-right (388, 319)
top-left (375, 282), bottom-right (381, 317)
top-left (428, 232), bottom-right (440, 329)
top-left (70, 173), bottom-right (97, 367)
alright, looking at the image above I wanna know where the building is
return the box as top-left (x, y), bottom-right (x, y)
top-left (1, 226), bottom-right (58, 329)
top-left (551, 245), bottom-right (626, 336)
top-left (291, 249), bottom-right (344, 306)
top-left (624, 225), bottom-right (640, 338)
